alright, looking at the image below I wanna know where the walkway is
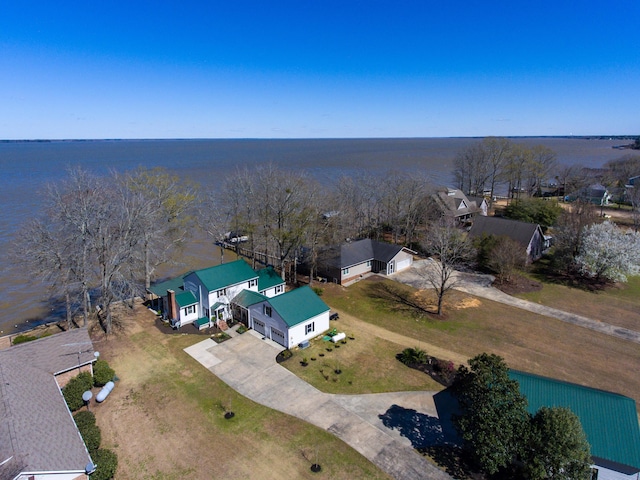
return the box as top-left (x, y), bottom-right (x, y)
top-left (185, 330), bottom-right (452, 480)
top-left (392, 259), bottom-right (640, 345)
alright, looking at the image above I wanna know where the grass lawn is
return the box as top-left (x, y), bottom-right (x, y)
top-left (90, 304), bottom-right (392, 480)
top-left (516, 273), bottom-right (640, 332)
top-left (317, 277), bottom-right (640, 407)
top-left (281, 316), bottom-right (443, 394)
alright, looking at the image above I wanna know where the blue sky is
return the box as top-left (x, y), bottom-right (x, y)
top-left (1, 1), bottom-right (639, 139)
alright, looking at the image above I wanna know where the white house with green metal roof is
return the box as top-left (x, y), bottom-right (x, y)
top-left (148, 260), bottom-right (287, 330)
top-left (233, 286), bottom-right (330, 348)
top-left (510, 370), bottom-right (640, 480)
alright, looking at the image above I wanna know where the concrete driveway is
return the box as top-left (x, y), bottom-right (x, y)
top-left (185, 330), bottom-right (452, 480)
top-left (393, 259), bottom-right (640, 344)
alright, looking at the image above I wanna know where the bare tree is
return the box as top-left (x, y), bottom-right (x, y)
top-left (553, 200), bottom-right (599, 273)
top-left (420, 218), bottom-right (475, 315)
top-left (487, 236), bottom-right (526, 284)
top-left (125, 167), bottom-right (197, 289)
top-left (483, 137), bottom-right (512, 201)
top-left (525, 145), bottom-right (557, 196)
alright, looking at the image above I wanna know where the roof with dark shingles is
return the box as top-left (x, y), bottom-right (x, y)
top-left (469, 215), bottom-right (541, 247)
top-left (325, 239), bottom-right (404, 269)
top-left (190, 259), bottom-right (258, 292)
top-left (268, 286), bottom-right (330, 327)
top-left (0, 328), bottom-right (94, 475)
top-left (510, 370), bottom-right (640, 473)
top-left (256, 266), bottom-right (285, 292)
top-left (147, 274), bottom-right (188, 296)
top-left (433, 188), bottom-right (479, 218)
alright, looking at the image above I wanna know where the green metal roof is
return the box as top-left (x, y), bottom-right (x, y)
top-left (147, 274), bottom-right (188, 297)
top-left (256, 266), bottom-right (285, 292)
top-left (232, 289), bottom-right (267, 308)
top-left (191, 259), bottom-right (258, 292)
top-left (268, 286), bottom-right (329, 328)
top-left (175, 291), bottom-right (197, 308)
top-left (510, 370), bottom-right (640, 472)
top-left (195, 317), bottom-right (210, 327)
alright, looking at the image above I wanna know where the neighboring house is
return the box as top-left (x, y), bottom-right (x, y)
top-left (510, 370), bottom-right (640, 480)
top-left (148, 259), bottom-right (287, 329)
top-left (0, 328), bottom-right (97, 480)
top-left (467, 195), bottom-right (489, 216)
top-left (468, 215), bottom-right (546, 263)
top-left (566, 183), bottom-right (612, 206)
top-left (432, 187), bottom-right (480, 222)
top-left (317, 238), bottom-right (415, 285)
top-left (233, 286), bottom-right (330, 348)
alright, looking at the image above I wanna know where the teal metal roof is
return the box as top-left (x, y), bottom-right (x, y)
top-left (232, 289), bottom-right (267, 308)
top-left (175, 291), bottom-right (197, 308)
top-left (510, 370), bottom-right (640, 472)
top-left (195, 317), bottom-right (210, 327)
top-left (191, 259), bottom-right (257, 292)
top-left (256, 266), bottom-right (285, 292)
top-left (268, 286), bottom-right (329, 328)
top-left (147, 274), bottom-right (188, 297)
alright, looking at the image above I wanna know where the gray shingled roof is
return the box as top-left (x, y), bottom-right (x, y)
top-left (324, 239), bottom-right (404, 269)
top-left (433, 188), bottom-right (479, 218)
top-left (469, 215), bottom-right (541, 247)
top-left (0, 328), bottom-right (94, 476)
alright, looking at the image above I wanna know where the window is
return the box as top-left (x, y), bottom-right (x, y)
top-left (366, 260), bottom-right (371, 267)
top-left (275, 285), bottom-right (284, 294)
top-left (263, 305), bottom-right (272, 317)
top-left (590, 468), bottom-right (598, 480)
top-left (249, 279), bottom-right (257, 288)
top-left (342, 267), bottom-right (349, 275)
top-left (216, 288), bottom-right (227, 298)
top-left (184, 305), bottom-right (196, 315)
top-left (305, 322), bottom-right (315, 335)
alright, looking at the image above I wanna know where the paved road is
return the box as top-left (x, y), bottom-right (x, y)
top-left (185, 331), bottom-right (453, 480)
top-left (392, 259), bottom-right (640, 345)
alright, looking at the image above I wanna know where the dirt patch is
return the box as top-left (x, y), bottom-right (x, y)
top-left (453, 297), bottom-right (481, 309)
top-left (493, 274), bottom-right (542, 295)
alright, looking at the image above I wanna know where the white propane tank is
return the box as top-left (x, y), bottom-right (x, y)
top-left (96, 381), bottom-right (115, 403)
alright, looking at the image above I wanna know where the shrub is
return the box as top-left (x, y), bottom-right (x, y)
top-left (62, 372), bottom-right (94, 411)
top-left (12, 334), bottom-right (38, 345)
top-left (236, 325), bottom-right (247, 334)
top-left (93, 360), bottom-right (115, 387)
top-left (312, 287), bottom-right (324, 296)
top-left (91, 448), bottom-right (118, 480)
top-left (78, 420), bottom-right (101, 453)
top-left (400, 347), bottom-right (427, 366)
top-left (73, 410), bottom-right (96, 430)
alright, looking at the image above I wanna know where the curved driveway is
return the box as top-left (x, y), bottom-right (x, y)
top-left (393, 259), bottom-right (640, 345)
top-left (185, 331), bottom-right (452, 480)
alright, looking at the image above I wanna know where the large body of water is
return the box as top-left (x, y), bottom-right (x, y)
top-left (0, 137), bottom-right (627, 334)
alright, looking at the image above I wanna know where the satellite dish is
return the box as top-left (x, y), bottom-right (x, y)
top-left (94, 351), bottom-right (100, 359)
top-left (82, 391), bottom-right (93, 402)
top-left (85, 461), bottom-right (97, 474)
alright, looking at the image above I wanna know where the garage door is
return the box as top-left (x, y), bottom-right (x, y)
top-left (396, 258), bottom-right (412, 272)
top-left (254, 319), bottom-right (266, 336)
top-left (271, 328), bottom-right (286, 347)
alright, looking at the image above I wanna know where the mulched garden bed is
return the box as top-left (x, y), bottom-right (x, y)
top-left (398, 354), bottom-right (457, 387)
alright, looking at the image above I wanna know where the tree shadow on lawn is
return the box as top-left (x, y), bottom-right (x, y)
top-left (365, 280), bottom-right (437, 317)
top-left (379, 400), bottom-right (476, 479)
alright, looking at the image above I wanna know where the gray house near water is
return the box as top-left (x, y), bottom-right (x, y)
top-left (469, 216), bottom-right (547, 263)
top-left (317, 238), bottom-right (414, 285)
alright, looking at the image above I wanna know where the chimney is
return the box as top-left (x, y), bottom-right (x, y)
top-left (167, 289), bottom-right (178, 320)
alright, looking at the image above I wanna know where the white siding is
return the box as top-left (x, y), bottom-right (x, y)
top-left (179, 305), bottom-right (199, 325)
top-left (288, 311), bottom-right (330, 347)
top-left (341, 260), bottom-right (372, 283)
top-left (260, 283), bottom-right (286, 298)
top-left (595, 465), bottom-right (640, 480)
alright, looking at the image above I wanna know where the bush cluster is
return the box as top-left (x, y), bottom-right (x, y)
top-left (73, 411), bottom-right (101, 452)
top-left (91, 448), bottom-right (118, 480)
top-left (62, 372), bottom-right (94, 411)
top-left (93, 360), bottom-right (115, 387)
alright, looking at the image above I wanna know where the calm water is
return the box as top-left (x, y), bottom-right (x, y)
top-left (0, 137), bottom-right (626, 334)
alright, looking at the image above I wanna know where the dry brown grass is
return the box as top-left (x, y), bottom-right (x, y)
top-left (89, 303), bottom-right (392, 480)
top-left (321, 278), bottom-right (640, 408)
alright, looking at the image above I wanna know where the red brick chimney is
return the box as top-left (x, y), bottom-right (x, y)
top-left (167, 289), bottom-right (178, 320)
